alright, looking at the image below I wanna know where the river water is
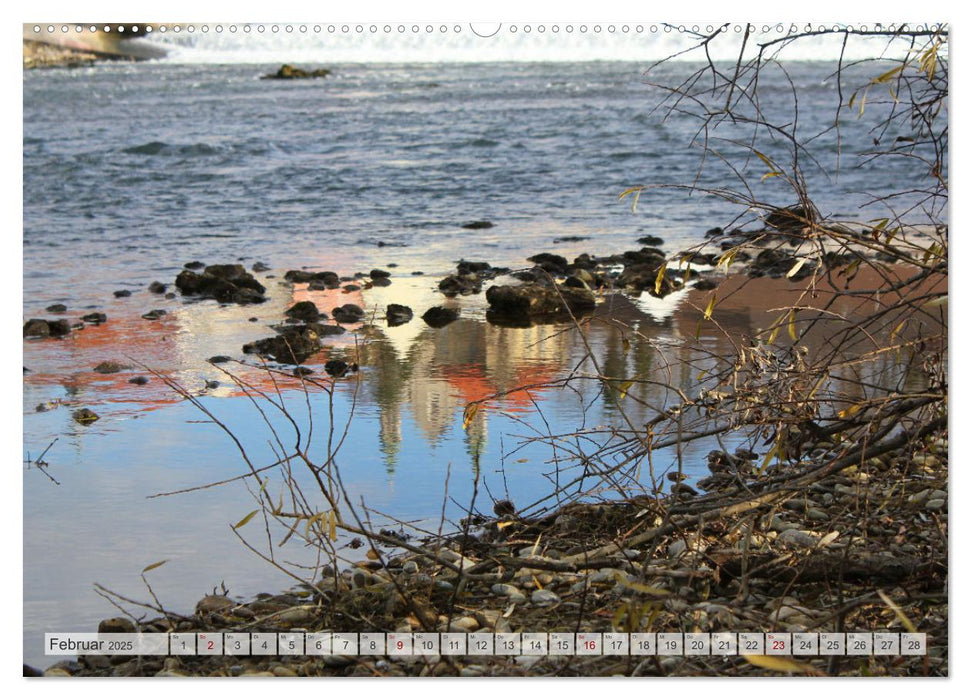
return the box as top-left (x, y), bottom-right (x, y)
top-left (22, 52), bottom-right (937, 667)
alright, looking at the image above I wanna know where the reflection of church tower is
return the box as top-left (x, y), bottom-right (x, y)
top-left (463, 401), bottom-right (488, 475)
top-left (357, 326), bottom-right (414, 474)
top-left (378, 406), bottom-right (402, 473)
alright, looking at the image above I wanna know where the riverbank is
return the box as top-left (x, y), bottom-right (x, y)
top-left (34, 426), bottom-right (946, 677)
top-left (23, 40), bottom-right (101, 69)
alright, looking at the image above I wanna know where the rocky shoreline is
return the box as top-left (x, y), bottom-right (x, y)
top-left (31, 431), bottom-right (947, 677)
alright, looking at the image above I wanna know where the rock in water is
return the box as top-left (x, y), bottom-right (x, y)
top-left (461, 220), bottom-right (494, 229)
top-left (175, 264), bottom-right (267, 305)
top-left (262, 64), bottom-right (331, 80)
top-left (637, 235), bottom-right (665, 246)
top-left (148, 281), bottom-right (167, 294)
top-left (284, 301), bottom-right (322, 322)
top-left (243, 326), bottom-right (322, 364)
top-left (93, 361), bottom-right (130, 374)
top-left (386, 304), bottom-right (414, 327)
top-left (526, 252), bottom-right (569, 274)
top-left (45, 303), bottom-right (67, 313)
top-left (485, 284), bottom-right (595, 322)
top-left (324, 359), bottom-right (354, 377)
top-left (332, 304), bottom-right (365, 324)
top-left (422, 306), bottom-right (459, 328)
top-left (72, 408), bottom-right (99, 425)
top-left (24, 318), bottom-right (71, 337)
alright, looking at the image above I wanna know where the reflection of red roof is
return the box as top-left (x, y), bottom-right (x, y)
top-left (440, 363), bottom-right (560, 412)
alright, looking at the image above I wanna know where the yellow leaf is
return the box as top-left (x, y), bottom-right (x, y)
top-left (717, 250), bottom-right (737, 269)
top-left (786, 258), bottom-right (806, 278)
top-left (877, 589), bottom-right (918, 633)
top-left (654, 262), bottom-right (668, 295)
top-left (837, 403), bottom-right (863, 419)
top-left (328, 510), bottom-right (337, 542)
top-left (618, 379), bottom-right (637, 400)
top-left (462, 403), bottom-right (480, 430)
top-left (787, 309), bottom-right (798, 341)
top-left (753, 150), bottom-right (775, 168)
top-left (142, 560), bottom-right (168, 573)
top-left (703, 293), bottom-right (717, 320)
top-left (744, 654), bottom-right (822, 675)
top-left (871, 64), bottom-right (905, 85)
top-left (923, 295), bottom-right (947, 308)
top-left (233, 510), bottom-right (259, 529)
top-left (760, 444), bottom-right (778, 474)
top-left (761, 171), bottom-right (783, 181)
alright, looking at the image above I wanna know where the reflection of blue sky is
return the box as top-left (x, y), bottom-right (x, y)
top-left (23, 338), bottom-right (710, 667)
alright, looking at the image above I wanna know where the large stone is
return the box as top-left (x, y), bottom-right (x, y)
top-left (485, 284), bottom-right (596, 321)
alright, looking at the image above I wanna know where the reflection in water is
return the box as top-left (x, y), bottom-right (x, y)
top-left (22, 264), bottom-right (941, 669)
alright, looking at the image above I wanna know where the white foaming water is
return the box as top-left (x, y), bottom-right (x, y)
top-left (143, 23), bottom-right (927, 64)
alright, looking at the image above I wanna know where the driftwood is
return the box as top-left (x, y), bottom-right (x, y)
top-left (705, 549), bottom-right (938, 586)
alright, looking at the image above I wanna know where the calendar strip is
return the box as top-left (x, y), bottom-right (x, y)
top-left (45, 632), bottom-right (927, 657)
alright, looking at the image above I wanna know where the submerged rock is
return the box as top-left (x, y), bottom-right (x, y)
top-left (93, 361), bottom-right (131, 374)
top-left (324, 359), bottom-right (358, 377)
top-left (461, 220), bottom-right (494, 229)
top-left (72, 408), bottom-right (99, 425)
top-left (485, 284), bottom-right (596, 321)
top-left (81, 312), bottom-right (107, 324)
top-left (637, 235), bottom-right (665, 246)
top-left (128, 376), bottom-right (149, 385)
top-left (148, 281), bottom-right (167, 294)
top-left (113, 290), bottom-right (132, 298)
top-left (422, 306), bottom-right (459, 328)
top-left (262, 64), bottom-right (331, 80)
top-left (45, 303), bottom-right (67, 313)
top-left (141, 309), bottom-right (167, 320)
